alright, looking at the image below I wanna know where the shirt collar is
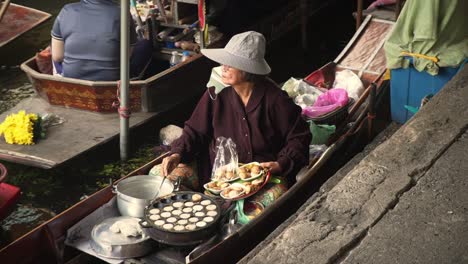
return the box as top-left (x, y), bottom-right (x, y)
top-left (229, 80), bottom-right (266, 114)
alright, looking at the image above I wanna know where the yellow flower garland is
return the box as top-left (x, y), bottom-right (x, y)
top-left (0, 110), bottom-right (38, 145)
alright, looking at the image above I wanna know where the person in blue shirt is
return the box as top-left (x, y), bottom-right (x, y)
top-left (51, 0), bottom-right (151, 81)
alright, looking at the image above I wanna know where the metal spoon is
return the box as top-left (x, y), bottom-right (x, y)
top-left (152, 175), bottom-right (167, 201)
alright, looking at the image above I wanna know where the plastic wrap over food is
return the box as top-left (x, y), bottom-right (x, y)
top-left (211, 137), bottom-right (238, 181)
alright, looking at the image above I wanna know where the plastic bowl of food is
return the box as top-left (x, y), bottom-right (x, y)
top-left (203, 181), bottom-right (230, 195)
top-left (237, 162), bottom-right (265, 181)
top-left (220, 183), bottom-right (246, 200)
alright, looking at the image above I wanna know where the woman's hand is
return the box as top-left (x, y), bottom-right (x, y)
top-left (259, 161), bottom-right (282, 175)
top-left (161, 153), bottom-right (181, 176)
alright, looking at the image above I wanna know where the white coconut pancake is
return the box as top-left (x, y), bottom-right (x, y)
top-left (154, 220), bottom-right (165, 226)
top-left (163, 223), bottom-right (174, 230)
top-left (167, 217), bottom-right (177, 223)
top-left (195, 212), bottom-right (205, 217)
top-left (173, 202), bottom-right (184, 208)
top-left (207, 211), bottom-right (218, 217)
top-left (196, 221), bottom-right (207, 228)
top-left (192, 194), bottom-right (202, 202)
top-left (185, 224), bottom-right (196, 230)
top-left (193, 205), bottom-right (203, 211)
top-left (180, 213), bottom-right (190, 219)
top-left (163, 206), bottom-right (174, 212)
top-left (174, 225), bottom-right (185, 231)
top-left (182, 207), bottom-right (193, 213)
top-left (149, 214), bottom-right (160, 221)
top-left (149, 208), bottom-right (160, 214)
top-left (172, 209), bottom-right (182, 216)
top-left (184, 201), bottom-right (194, 207)
top-left (177, 219), bottom-right (188, 225)
top-left (188, 217), bottom-right (198, 223)
top-left (203, 216), bottom-right (214, 223)
top-left (161, 212), bottom-right (171, 218)
top-left (206, 204), bottom-right (217, 211)
top-left (200, 200), bottom-right (211, 206)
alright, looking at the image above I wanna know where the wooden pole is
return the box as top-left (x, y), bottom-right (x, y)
top-left (0, 0), bottom-right (11, 23)
top-left (395, 0), bottom-right (402, 20)
top-left (356, 0), bottom-right (363, 31)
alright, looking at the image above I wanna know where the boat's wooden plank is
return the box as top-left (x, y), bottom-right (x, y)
top-left (338, 19), bottom-right (394, 73)
top-left (0, 4), bottom-right (51, 47)
top-left (0, 97), bottom-right (157, 169)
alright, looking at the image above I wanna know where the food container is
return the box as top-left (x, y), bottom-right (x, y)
top-left (113, 175), bottom-right (174, 218)
top-left (90, 216), bottom-right (157, 259)
top-left (203, 181), bottom-right (231, 194)
top-left (140, 191), bottom-right (221, 246)
top-left (238, 162), bottom-right (265, 181)
top-left (220, 183), bottom-right (246, 200)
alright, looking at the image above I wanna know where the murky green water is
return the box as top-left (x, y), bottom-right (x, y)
top-left (0, 0), bottom-right (356, 247)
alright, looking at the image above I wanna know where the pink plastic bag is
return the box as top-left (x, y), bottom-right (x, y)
top-left (302, 88), bottom-right (349, 118)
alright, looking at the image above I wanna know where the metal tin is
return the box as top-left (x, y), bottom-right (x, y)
top-left (90, 216), bottom-right (157, 259)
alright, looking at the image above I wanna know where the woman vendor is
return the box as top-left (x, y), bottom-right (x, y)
top-left (161, 31), bottom-right (311, 186)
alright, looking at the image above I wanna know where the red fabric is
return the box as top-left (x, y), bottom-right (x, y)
top-left (36, 46), bottom-right (52, 74)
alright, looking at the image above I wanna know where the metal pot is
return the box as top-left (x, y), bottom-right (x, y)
top-left (90, 216), bottom-right (157, 259)
top-left (113, 175), bottom-right (174, 218)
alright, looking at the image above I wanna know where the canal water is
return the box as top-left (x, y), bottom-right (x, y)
top-left (0, 0), bottom-right (357, 247)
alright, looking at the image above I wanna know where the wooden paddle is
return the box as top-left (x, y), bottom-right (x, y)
top-left (0, 0), bottom-right (11, 23)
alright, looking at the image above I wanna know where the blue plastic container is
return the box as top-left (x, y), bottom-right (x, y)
top-left (390, 59), bottom-right (464, 123)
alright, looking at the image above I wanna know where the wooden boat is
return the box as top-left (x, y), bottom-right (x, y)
top-left (0, 53), bottom-right (215, 169)
top-left (0, 2), bottom-right (51, 48)
top-left (0, 16), bottom-right (394, 263)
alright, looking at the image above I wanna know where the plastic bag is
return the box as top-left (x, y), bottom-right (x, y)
top-left (333, 70), bottom-right (364, 100)
top-left (281, 77), bottom-right (324, 100)
top-left (302, 88), bottom-right (349, 118)
top-left (211, 137), bottom-right (239, 181)
top-left (36, 46), bottom-right (52, 75)
top-left (308, 121), bottom-right (335, 145)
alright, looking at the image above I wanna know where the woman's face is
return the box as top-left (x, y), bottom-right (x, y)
top-left (221, 65), bottom-right (246, 86)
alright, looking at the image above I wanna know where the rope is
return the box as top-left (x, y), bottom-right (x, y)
top-left (400, 51), bottom-right (439, 63)
top-left (112, 80), bottom-right (131, 119)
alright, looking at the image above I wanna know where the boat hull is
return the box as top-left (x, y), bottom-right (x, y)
top-left (20, 54), bottom-right (216, 113)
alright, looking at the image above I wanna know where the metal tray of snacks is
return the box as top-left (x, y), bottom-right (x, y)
top-left (140, 191), bottom-right (221, 246)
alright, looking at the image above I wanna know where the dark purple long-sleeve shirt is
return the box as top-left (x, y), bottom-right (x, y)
top-left (171, 78), bottom-right (312, 184)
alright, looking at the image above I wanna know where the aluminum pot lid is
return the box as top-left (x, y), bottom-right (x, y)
top-left (91, 216), bottom-right (151, 246)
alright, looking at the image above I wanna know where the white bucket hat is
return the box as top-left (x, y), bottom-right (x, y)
top-left (201, 31), bottom-right (271, 75)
